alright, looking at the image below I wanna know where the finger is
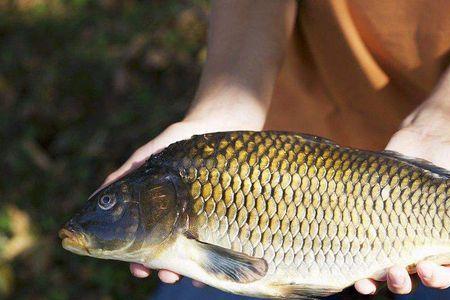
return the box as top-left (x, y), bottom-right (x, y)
top-left (354, 278), bottom-right (377, 295)
top-left (387, 266), bottom-right (412, 294)
top-left (417, 262), bottom-right (450, 289)
top-left (158, 270), bottom-right (181, 284)
top-left (192, 280), bottom-right (206, 288)
top-left (385, 131), bottom-right (420, 156)
top-left (103, 157), bottom-right (145, 185)
top-left (102, 148), bottom-right (153, 187)
top-left (101, 123), bottom-right (192, 188)
top-left (130, 263), bottom-right (151, 278)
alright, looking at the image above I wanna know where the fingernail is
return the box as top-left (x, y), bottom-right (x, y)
top-left (389, 269), bottom-right (406, 287)
top-left (420, 264), bottom-right (433, 280)
top-left (133, 268), bottom-right (149, 278)
top-left (160, 271), bottom-right (180, 283)
top-left (168, 274), bottom-right (180, 283)
top-left (361, 285), bottom-right (376, 295)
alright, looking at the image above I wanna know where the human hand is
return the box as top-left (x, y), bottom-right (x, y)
top-left (354, 87), bottom-right (450, 295)
top-left (102, 121), bottom-right (230, 284)
top-left (100, 121), bottom-right (202, 284)
top-left (103, 121), bottom-right (208, 189)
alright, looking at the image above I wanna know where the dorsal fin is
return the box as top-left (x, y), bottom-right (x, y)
top-left (382, 150), bottom-right (450, 179)
top-left (290, 132), bottom-right (339, 146)
top-left (194, 131), bottom-right (340, 147)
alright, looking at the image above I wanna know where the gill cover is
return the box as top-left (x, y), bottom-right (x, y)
top-left (137, 172), bottom-right (185, 245)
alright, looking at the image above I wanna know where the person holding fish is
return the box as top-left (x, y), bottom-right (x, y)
top-left (63, 0), bottom-right (450, 298)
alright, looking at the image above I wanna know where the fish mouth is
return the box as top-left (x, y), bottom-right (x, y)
top-left (58, 227), bottom-right (91, 256)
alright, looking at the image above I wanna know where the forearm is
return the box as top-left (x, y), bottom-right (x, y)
top-left (185, 0), bottom-right (297, 129)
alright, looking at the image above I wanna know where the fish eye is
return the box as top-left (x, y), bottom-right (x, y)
top-left (98, 195), bottom-right (116, 210)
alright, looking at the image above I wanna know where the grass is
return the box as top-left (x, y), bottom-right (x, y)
top-left (0, 0), bottom-right (208, 299)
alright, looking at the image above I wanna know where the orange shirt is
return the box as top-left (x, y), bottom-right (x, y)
top-left (265, 0), bottom-right (450, 150)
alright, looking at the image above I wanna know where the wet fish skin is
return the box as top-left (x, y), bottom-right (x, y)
top-left (60, 131), bottom-right (450, 299)
top-left (156, 131), bottom-right (450, 295)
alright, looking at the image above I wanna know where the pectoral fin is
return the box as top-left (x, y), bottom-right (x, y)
top-left (186, 235), bottom-right (267, 283)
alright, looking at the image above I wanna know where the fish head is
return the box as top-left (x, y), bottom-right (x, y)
top-left (59, 179), bottom-right (141, 258)
top-left (59, 167), bottom-right (182, 261)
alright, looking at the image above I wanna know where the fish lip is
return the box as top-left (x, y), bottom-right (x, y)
top-left (58, 228), bottom-right (90, 255)
top-left (58, 228), bottom-right (75, 240)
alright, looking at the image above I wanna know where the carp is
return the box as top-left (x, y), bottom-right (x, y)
top-left (59, 131), bottom-right (450, 299)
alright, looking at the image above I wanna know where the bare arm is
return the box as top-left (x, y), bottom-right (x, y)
top-left (186, 0), bottom-right (297, 130)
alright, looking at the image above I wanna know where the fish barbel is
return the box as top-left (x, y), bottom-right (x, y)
top-left (59, 131), bottom-right (450, 299)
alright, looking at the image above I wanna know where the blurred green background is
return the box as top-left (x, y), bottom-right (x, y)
top-left (0, 0), bottom-right (207, 299)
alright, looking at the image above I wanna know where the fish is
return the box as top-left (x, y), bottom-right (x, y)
top-left (59, 131), bottom-right (450, 299)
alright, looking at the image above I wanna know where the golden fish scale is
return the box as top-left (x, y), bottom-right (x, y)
top-left (165, 132), bottom-right (450, 282)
